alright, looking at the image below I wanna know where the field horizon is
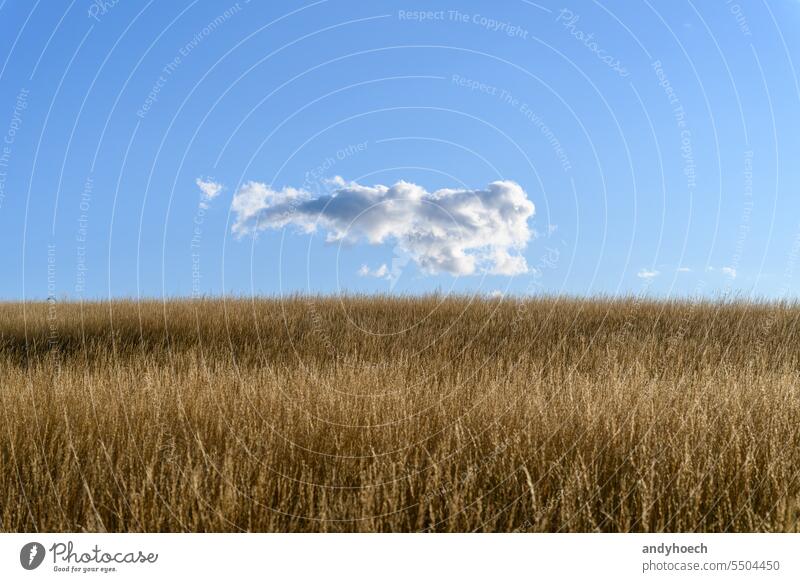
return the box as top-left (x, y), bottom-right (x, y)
top-left (6, 289), bottom-right (796, 305)
top-left (2, 295), bottom-right (799, 532)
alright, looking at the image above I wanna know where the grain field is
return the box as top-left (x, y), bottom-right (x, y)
top-left (1, 296), bottom-right (799, 532)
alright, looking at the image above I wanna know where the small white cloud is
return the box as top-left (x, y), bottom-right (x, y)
top-left (677, 267), bottom-right (692, 273)
top-left (637, 268), bottom-right (660, 279)
top-left (721, 266), bottom-right (737, 279)
top-left (231, 178), bottom-right (535, 277)
top-left (489, 289), bottom-right (504, 298)
top-left (196, 177), bottom-right (223, 200)
top-left (547, 224), bottom-right (558, 236)
top-left (357, 263), bottom-right (390, 279)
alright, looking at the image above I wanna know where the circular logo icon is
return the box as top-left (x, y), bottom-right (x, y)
top-left (20, 542), bottom-right (46, 570)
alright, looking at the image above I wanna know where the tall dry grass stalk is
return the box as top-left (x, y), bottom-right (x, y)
top-left (1, 295), bottom-right (799, 532)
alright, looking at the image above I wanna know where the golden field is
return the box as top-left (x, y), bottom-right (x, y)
top-left (1, 295), bottom-right (799, 532)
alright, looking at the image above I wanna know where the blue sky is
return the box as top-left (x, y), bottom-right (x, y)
top-left (1, 0), bottom-right (799, 300)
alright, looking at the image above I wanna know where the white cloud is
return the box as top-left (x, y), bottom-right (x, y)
top-left (705, 265), bottom-right (738, 279)
top-left (196, 177), bottom-right (223, 209)
top-left (637, 268), bottom-right (660, 279)
top-left (489, 248), bottom-right (529, 276)
top-left (230, 178), bottom-right (535, 276)
top-left (677, 267), bottom-right (692, 273)
top-left (358, 263), bottom-right (390, 279)
top-left (196, 177), bottom-right (223, 199)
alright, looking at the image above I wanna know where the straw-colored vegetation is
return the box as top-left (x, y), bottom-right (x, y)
top-left (1, 296), bottom-right (799, 532)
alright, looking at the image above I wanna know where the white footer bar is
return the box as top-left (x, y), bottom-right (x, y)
top-left (1, 533), bottom-right (797, 581)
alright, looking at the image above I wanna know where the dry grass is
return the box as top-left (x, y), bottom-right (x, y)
top-left (1, 295), bottom-right (799, 532)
